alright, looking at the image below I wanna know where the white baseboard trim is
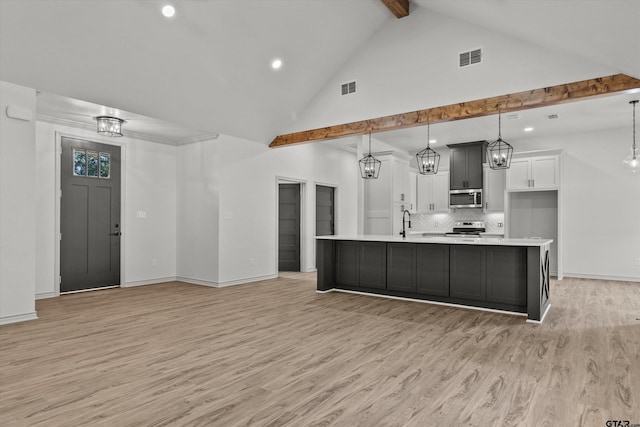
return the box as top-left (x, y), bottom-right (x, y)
top-left (526, 304), bottom-right (551, 324)
top-left (325, 289), bottom-right (528, 319)
top-left (121, 276), bottom-right (178, 287)
top-left (36, 292), bottom-right (58, 300)
top-left (302, 268), bottom-right (317, 273)
top-left (562, 273), bottom-right (640, 283)
top-left (0, 311), bottom-right (38, 326)
top-left (176, 274), bottom-right (278, 288)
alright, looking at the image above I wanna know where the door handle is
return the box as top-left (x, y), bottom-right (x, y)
top-left (110, 231), bottom-right (121, 236)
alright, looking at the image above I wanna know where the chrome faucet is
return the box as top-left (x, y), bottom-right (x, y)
top-left (400, 210), bottom-right (411, 238)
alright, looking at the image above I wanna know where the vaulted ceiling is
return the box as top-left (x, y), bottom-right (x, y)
top-left (1, 0), bottom-right (638, 144)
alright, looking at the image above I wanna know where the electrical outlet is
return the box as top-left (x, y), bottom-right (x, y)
top-left (151, 258), bottom-right (158, 266)
top-left (434, 222), bottom-right (439, 228)
top-left (250, 257), bottom-right (255, 266)
top-left (635, 258), bottom-right (640, 266)
top-left (498, 222), bottom-right (504, 228)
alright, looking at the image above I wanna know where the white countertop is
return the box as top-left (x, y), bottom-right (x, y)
top-left (316, 234), bottom-right (552, 247)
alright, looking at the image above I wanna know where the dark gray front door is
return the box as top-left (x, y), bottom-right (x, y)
top-left (60, 137), bottom-right (121, 292)
top-left (278, 183), bottom-right (300, 272)
top-left (316, 185), bottom-right (335, 236)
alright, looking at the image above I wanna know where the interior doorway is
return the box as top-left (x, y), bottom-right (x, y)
top-left (316, 185), bottom-right (335, 236)
top-left (278, 183), bottom-right (301, 271)
top-left (60, 136), bottom-right (121, 292)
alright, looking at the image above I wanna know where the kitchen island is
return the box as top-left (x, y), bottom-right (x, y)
top-left (316, 235), bottom-right (552, 322)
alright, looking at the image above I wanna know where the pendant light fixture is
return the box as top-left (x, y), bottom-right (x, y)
top-left (416, 122), bottom-right (440, 175)
top-left (359, 132), bottom-right (381, 179)
top-left (95, 116), bottom-right (125, 137)
top-left (623, 100), bottom-right (639, 173)
top-left (487, 111), bottom-right (513, 169)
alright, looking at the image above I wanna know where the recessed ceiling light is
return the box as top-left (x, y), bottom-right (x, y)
top-left (162, 5), bottom-right (175, 18)
top-left (524, 127), bottom-right (534, 132)
top-left (271, 59), bottom-right (282, 70)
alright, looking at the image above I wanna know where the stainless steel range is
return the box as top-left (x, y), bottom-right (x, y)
top-left (445, 221), bottom-right (485, 237)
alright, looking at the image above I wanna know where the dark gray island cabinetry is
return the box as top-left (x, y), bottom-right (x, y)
top-left (316, 235), bottom-right (551, 322)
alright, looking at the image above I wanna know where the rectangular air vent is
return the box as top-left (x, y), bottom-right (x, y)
top-left (459, 48), bottom-right (482, 67)
top-left (547, 114), bottom-right (559, 119)
top-left (341, 81), bottom-right (356, 95)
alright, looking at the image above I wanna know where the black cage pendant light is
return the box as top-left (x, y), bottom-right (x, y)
top-left (416, 122), bottom-right (440, 175)
top-left (487, 111), bottom-right (513, 169)
top-left (623, 100), bottom-right (639, 173)
top-left (359, 133), bottom-right (382, 179)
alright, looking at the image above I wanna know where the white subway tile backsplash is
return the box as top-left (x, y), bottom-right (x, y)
top-left (411, 210), bottom-right (505, 234)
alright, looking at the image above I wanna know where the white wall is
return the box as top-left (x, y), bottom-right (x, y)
top-left (175, 136), bottom-right (358, 287)
top-left (512, 127), bottom-right (640, 281)
top-left (284, 6), bottom-right (614, 135)
top-left (176, 139), bottom-right (220, 285)
top-left (34, 120), bottom-right (178, 296)
top-left (216, 136), bottom-right (358, 284)
top-left (0, 81), bottom-right (37, 324)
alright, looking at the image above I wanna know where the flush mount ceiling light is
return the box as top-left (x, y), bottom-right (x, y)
top-left (271, 59), bottom-right (282, 70)
top-left (416, 122), bottom-right (440, 175)
top-left (359, 133), bottom-right (381, 179)
top-left (623, 100), bottom-right (639, 173)
top-left (95, 116), bottom-right (125, 137)
top-left (162, 5), bottom-right (175, 18)
top-left (487, 111), bottom-right (514, 170)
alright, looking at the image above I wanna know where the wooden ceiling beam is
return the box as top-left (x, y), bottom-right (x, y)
top-left (269, 74), bottom-right (640, 148)
top-left (381, 0), bottom-right (410, 19)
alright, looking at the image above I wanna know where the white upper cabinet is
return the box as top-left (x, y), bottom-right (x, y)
top-left (483, 165), bottom-right (505, 212)
top-left (506, 155), bottom-right (559, 191)
top-left (416, 170), bottom-right (449, 213)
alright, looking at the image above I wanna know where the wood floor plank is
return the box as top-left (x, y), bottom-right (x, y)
top-left (1, 273), bottom-right (639, 426)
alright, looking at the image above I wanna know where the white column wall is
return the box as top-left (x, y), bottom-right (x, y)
top-left (0, 81), bottom-right (37, 324)
top-left (175, 139), bottom-right (220, 285)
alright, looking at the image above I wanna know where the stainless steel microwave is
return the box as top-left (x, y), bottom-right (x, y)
top-left (450, 189), bottom-right (482, 208)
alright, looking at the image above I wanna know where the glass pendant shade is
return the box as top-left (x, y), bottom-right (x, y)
top-left (416, 124), bottom-right (440, 175)
top-left (96, 116), bottom-right (124, 137)
top-left (622, 147), bottom-right (639, 173)
top-left (487, 112), bottom-right (513, 169)
top-left (359, 133), bottom-right (381, 179)
top-left (623, 100), bottom-right (639, 173)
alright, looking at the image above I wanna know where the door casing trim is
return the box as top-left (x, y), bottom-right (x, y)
top-left (54, 131), bottom-right (126, 296)
top-left (276, 177), bottom-right (307, 273)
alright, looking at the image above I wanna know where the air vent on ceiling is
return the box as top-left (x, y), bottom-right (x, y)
top-left (547, 114), bottom-right (559, 119)
top-left (506, 113), bottom-right (520, 120)
top-left (341, 81), bottom-right (356, 96)
top-left (459, 48), bottom-right (482, 67)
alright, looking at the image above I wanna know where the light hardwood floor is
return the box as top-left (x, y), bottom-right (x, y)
top-left (1, 273), bottom-right (639, 426)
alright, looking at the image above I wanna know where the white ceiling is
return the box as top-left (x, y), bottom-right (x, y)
top-left (1, 0), bottom-right (639, 146)
top-left (36, 91), bottom-right (218, 145)
top-left (0, 0), bottom-right (390, 143)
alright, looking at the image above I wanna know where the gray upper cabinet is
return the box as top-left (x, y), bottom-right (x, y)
top-left (448, 141), bottom-right (486, 190)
